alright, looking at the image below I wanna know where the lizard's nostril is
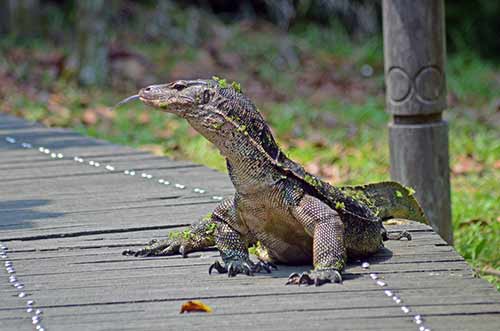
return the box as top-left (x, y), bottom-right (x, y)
top-left (144, 87), bottom-right (152, 92)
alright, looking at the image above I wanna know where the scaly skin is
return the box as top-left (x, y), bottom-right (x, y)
top-left (122, 79), bottom-right (427, 286)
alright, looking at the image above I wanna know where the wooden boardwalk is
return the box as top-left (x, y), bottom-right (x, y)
top-left (1, 113), bottom-right (499, 331)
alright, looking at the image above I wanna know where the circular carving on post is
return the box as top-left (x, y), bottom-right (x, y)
top-left (415, 66), bottom-right (443, 102)
top-left (387, 67), bottom-right (411, 102)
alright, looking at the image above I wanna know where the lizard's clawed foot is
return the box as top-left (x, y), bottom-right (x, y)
top-left (208, 259), bottom-right (276, 277)
top-left (122, 238), bottom-right (188, 257)
top-left (209, 259), bottom-right (254, 277)
top-left (286, 269), bottom-right (342, 286)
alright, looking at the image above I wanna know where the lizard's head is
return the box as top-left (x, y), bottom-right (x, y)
top-left (134, 78), bottom-right (280, 159)
top-left (138, 79), bottom-right (216, 117)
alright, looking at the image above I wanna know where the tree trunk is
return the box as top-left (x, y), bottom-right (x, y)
top-left (7, 0), bottom-right (39, 37)
top-left (76, 0), bottom-right (109, 86)
top-left (0, 2), bottom-right (9, 34)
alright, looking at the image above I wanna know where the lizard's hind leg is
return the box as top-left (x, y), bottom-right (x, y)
top-left (286, 195), bottom-right (345, 286)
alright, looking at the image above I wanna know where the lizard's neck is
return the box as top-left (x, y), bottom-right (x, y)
top-left (186, 116), bottom-right (283, 194)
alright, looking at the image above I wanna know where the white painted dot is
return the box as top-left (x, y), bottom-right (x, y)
top-left (105, 165), bottom-right (115, 171)
top-left (361, 262), bottom-right (370, 269)
top-left (124, 170), bottom-right (130, 174)
top-left (175, 184), bottom-right (185, 189)
top-left (129, 171), bottom-right (136, 176)
top-left (57, 153), bottom-right (63, 159)
top-left (18, 292), bottom-right (26, 298)
top-left (89, 161), bottom-right (95, 166)
top-left (146, 174), bottom-right (153, 179)
top-left (6, 137), bottom-right (16, 143)
top-left (94, 162), bottom-right (100, 167)
top-left (212, 196), bottom-right (223, 200)
top-left (376, 280), bottom-right (386, 287)
top-left (384, 290), bottom-right (393, 297)
top-left (39, 147), bottom-right (44, 152)
top-left (401, 306), bottom-right (410, 314)
top-left (163, 181), bottom-right (170, 185)
top-left (50, 153), bottom-right (57, 158)
top-left (158, 179), bottom-right (165, 183)
top-left (141, 173), bottom-right (147, 178)
top-left (369, 273), bottom-right (378, 280)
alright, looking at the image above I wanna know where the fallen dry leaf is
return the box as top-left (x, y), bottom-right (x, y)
top-left (82, 109), bottom-right (98, 125)
top-left (94, 106), bottom-right (115, 120)
top-left (180, 300), bottom-right (213, 314)
top-left (452, 155), bottom-right (484, 175)
top-left (138, 112), bottom-right (150, 125)
top-left (139, 144), bottom-right (164, 156)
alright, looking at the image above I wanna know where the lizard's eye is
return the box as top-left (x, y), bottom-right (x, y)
top-left (172, 83), bottom-right (187, 91)
top-left (202, 90), bottom-right (211, 104)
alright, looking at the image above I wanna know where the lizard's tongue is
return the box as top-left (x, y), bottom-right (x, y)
top-left (111, 94), bottom-right (140, 110)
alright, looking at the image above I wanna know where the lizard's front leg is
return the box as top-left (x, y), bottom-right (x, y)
top-left (208, 198), bottom-right (275, 277)
top-left (287, 195), bottom-right (345, 286)
top-left (121, 200), bottom-right (233, 258)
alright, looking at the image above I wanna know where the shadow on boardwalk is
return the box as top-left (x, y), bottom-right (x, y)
top-left (0, 199), bottom-right (64, 230)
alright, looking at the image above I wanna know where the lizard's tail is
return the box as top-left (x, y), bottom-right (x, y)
top-left (340, 181), bottom-right (428, 224)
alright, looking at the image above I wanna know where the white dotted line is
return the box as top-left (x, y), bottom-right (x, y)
top-left (362, 261), bottom-right (431, 331)
top-left (5, 136), bottom-right (225, 201)
top-left (1, 243), bottom-right (46, 331)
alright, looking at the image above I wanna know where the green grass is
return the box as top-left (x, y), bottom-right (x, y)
top-left (1, 21), bottom-right (499, 290)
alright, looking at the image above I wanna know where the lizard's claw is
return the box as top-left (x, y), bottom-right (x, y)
top-left (208, 260), bottom-right (227, 274)
top-left (228, 261), bottom-right (254, 277)
top-left (286, 269), bottom-right (342, 286)
top-left (209, 259), bottom-right (254, 276)
top-left (123, 239), bottom-right (186, 257)
top-left (209, 258), bottom-right (275, 277)
top-left (253, 261), bottom-right (277, 273)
